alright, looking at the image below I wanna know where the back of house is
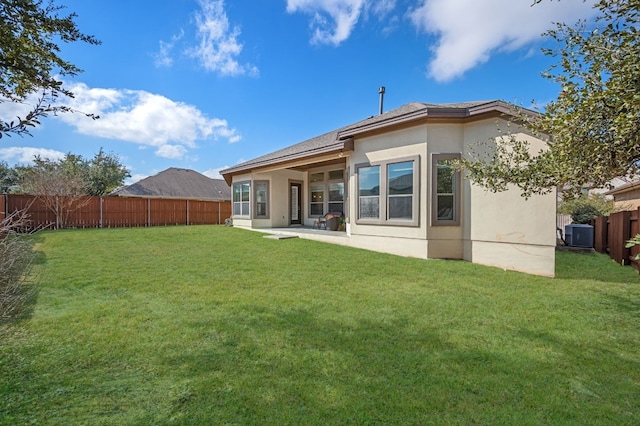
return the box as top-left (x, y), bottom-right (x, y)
top-left (221, 100), bottom-right (556, 276)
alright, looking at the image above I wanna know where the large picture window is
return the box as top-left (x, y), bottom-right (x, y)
top-left (357, 156), bottom-right (419, 226)
top-left (432, 154), bottom-right (461, 226)
top-left (233, 181), bottom-right (250, 217)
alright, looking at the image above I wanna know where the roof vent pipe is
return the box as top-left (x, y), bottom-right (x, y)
top-left (378, 86), bottom-right (385, 115)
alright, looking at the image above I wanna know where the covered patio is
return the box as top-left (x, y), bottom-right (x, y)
top-left (249, 225), bottom-right (350, 246)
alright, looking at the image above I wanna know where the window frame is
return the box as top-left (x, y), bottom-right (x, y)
top-left (253, 180), bottom-right (270, 219)
top-left (307, 168), bottom-right (345, 217)
top-left (356, 163), bottom-right (381, 222)
top-left (431, 153), bottom-right (461, 226)
top-left (356, 155), bottom-right (420, 227)
top-left (232, 181), bottom-right (251, 218)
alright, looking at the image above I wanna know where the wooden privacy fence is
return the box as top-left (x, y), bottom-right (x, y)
top-left (0, 194), bottom-right (231, 230)
top-left (593, 207), bottom-right (640, 268)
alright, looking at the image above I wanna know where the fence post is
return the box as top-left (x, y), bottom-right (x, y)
top-left (622, 211), bottom-right (631, 265)
top-left (55, 196), bottom-right (59, 230)
top-left (1, 194), bottom-right (6, 222)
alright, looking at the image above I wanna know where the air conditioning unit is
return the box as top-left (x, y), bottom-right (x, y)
top-left (565, 224), bottom-right (594, 248)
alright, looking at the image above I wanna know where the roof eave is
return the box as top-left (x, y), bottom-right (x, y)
top-left (606, 180), bottom-right (640, 196)
top-left (338, 101), bottom-right (527, 139)
top-left (221, 139), bottom-right (354, 185)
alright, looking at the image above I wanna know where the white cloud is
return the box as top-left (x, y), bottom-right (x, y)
top-left (287, 0), bottom-right (365, 45)
top-left (187, 0), bottom-right (258, 76)
top-left (125, 173), bottom-right (150, 185)
top-left (154, 30), bottom-right (184, 68)
top-left (368, 0), bottom-right (396, 18)
top-left (155, 144), bottom-right (188, 159)
top-left (155, 40), bottom-right (175, 68)
top-left (409, 0), bottom-right (598, 82)
top-left (201, 166), bottom-right (228, 180)
top-left (0, 99), bottom-right (35, 126)
top-left (0, 147), bottom-right (66, 165)
top-left (53, 82), bottom-right (241, 159)
top-left (286, 0), bottom-right (397, 45)
top-left (285, 1), bottom-right (597, 79)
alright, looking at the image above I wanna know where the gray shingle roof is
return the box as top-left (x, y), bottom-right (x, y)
top-left (221, 100), bottom-right (524, 180)
top-left (112, 167), bottom-right (231, 200)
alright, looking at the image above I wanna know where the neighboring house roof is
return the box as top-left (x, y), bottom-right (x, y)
top-left (605, 179), bottom-right (640, 197)
top-left (112, 167), bottom-right (231, 200)
top-left (221, 100), bottom-right (533, 184)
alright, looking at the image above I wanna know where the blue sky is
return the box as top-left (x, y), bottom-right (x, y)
top-left (0, 0), bottom-right (598, 184)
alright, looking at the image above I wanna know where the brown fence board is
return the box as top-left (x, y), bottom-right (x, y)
top-left (0, 194), bottom-right (5, 222)
top-left (187, 200), bottom-right (225, 225)
top-left (610, 211), bottom-right (630, 265)
top-left (594, 207), bottom-right (640, 270)
top-left (594, 216), bottom-right (608, 253)
top-left (8, 194), bottom-right (56, 230)
top-left (150, 199), bottom-right (187, 226)
top-left (0, 194), bottom-right (230, 230)
top-left (66, 196), bottom-right (101, 228)
top-left (103, 197), bottom-right (148, 227)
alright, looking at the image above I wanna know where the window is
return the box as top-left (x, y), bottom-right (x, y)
top-left (310, 184), bottom-right (324, 216)
top-left (432, 154), bottom-right (461, 226)
top-left (388, 161), bottom-right (414, 220)
top-left (233, 181), bottom-right (250, 217)
top-left (328, 182), bottom-right (344, 213)
top-left (308, 169), bottom-right (345, 216)
top-left (254, 181), bottom-right (269, 218)
top-left (357, 156), bottom-right (419, 226)
top-left (358, 165), bottom-right (380, 219)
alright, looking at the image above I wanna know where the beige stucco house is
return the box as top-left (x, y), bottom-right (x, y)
top-left (606, 179), bottom-right (640, 210)
top-left (221, 100), bottom-right (556, 277)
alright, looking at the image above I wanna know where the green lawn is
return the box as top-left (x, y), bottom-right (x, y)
top-left (1, 226), bottom-right (639, 425)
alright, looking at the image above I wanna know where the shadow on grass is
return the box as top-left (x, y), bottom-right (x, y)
top-left (601, 293), bottom-right (640, 320)
top-left (555, 250), bottom-right (640, 283)
top-left (0, 233), bottom-right (45, 326)
top-left (155, 305), bottom-right (639, 424)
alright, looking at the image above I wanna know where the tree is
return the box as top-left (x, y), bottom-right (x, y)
top-left (0, 160), bottom-right (19, 192)
top-left (16, 150), bottom-right (130, 227)
top-left (87, 148), bottom-right (131, 196)
top-left (558, 192), bottom-right (616, 222)
top-left (17, 154), bottom-right (90, 228)
top-left (0, 0), bottom-right (100, 138)
top-left (463, 0), bottom-right (639, 198)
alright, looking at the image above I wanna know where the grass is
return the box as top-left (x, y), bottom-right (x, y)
top-left (1, 225), bottom-right (639, 425)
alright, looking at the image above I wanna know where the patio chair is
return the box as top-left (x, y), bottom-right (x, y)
top-left (313, 213), bottom-right (328, 229)
top-left (313, 212), bottom-right (342, 231)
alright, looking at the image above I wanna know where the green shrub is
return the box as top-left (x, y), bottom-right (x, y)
top-left (559, 193), bottom-right (614, 224)
top-left (570, 204), bottom-right (601, 224)
top-left (626, 234), bottom-right (640, 260)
